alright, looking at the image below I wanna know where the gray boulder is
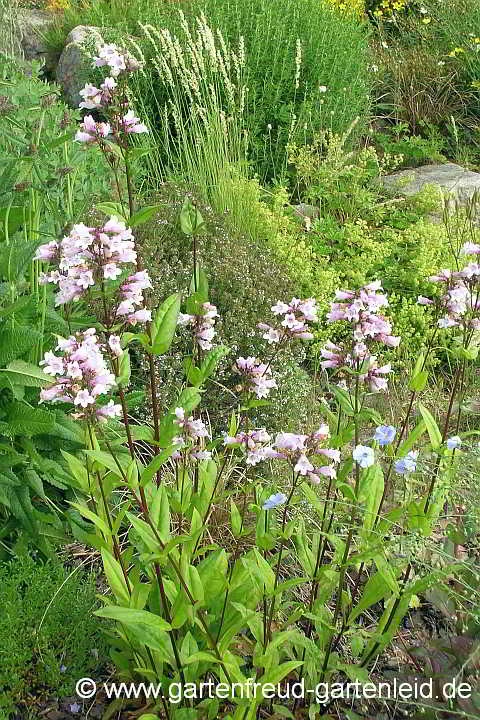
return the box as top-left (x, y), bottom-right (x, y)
top-left (55, 26), bottom-right (105, 108)
top-left (16, 9), bottom-right (57, 73)
top-left (383, 163), bottom-right (480, 210)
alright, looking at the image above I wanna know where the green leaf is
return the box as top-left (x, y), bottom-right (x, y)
top-left (418, 403), bottom-right (442, 450)
top-left (128, 205), bottom-right (162, 227)
top-left (69, 502), bottom-right (111, 537)
top-left (329, 384), bottom-right (354, 416)
top-left (0, 205), bottom-right (24, 238)
top-left (230, 499), bottom-right (242, 537)
top-left (117, 349), bottom-right (131, 387)
top-left (61, 450), bottom-right (89, 492)
top-left (189, 264), bottom-right (209, 302)
top-left (362, 464), bottom-right (384, 533)
top-left (152, 293), bottom-right (181, 355)
top-left (0, 360), bottom-right (52, 387)
top-left (409, 370), bottom-right (428, 392)
top-left (200, 345), bottom-right (229, 384)
top-left (6, 402), bottom-right (55, 436)
top-left (396, 419), bottom-right (426, 457)
top-left (126, 513), bottom-right (160, 553)
top-left (101, 548), bottom-right (130, 605)
top-left (0, 327), bottom-right (41, 365)
top-left (95, 202), bottom-right (127, 222)
top-left (261, 660), bottom-right (303, 687)
top-left (140, 447), bottom-right (177, 486)
top-left (94, 605), bottom-right (171, 631)
top-left (184, 358), bottom-right (203, 387)
top-left (180, 197), bottom-right (205, 237)
top-left (150, 484), bottom-right (170, 542)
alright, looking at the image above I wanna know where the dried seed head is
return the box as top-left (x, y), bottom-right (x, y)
top-left (14, 181), bottom-right (32, 192)
top-left (0, 95), bottom-right (15, 114)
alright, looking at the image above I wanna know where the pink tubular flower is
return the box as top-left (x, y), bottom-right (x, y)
top-left (233, 356), bottom-right (277, 399)
top-left (75, 115), bottom-right (111, 144)
top-left (96, 400), bottom-right (122, 421)
top-left (258, 297), bottom-right (317, 345)
top-left (39, 329), bottom-right (117, 421)
top-left (108, 335), bottom-right (123, 357)
top-left (177, 303), bottom-right (219, 350)
top-left (120, 110), bottom-right (149, 134)
top-left (79, 84), bottom-right (102, 110)
top-left (34, 217), bottom-right (151, 328)
top-left (93, 44), bottom-right (127, 76)
top-left (417, 296), bottom-right (434, 306)
top-left (320, 280), bottom-right (399, 392)
top-left (461, 242), bottom-right (480, 255)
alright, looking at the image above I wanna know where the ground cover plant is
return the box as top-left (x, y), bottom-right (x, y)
top-left (2, 0), bottom-right (480, 719)
top-left (0, 547), bottom-right (107, 718)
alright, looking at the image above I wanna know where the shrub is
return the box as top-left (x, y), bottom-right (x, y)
top-left (137, 183), bottom-right (325, 431)
top-left (0, 550), bottom-right (107, 717)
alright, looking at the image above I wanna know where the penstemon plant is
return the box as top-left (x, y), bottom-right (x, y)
top-left (35, 41), bottom-right (480, 720)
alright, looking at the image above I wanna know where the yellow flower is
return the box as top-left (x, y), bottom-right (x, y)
top-left (422, 17), bottom-right (431, 24)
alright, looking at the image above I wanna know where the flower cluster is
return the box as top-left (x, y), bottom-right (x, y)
top-left (172, 407), bottom-right (211, 460)
top-left (116, 271), bottom-right (152, 325)
top-left (39, 329), bottom-right (121, 422)
top-left (35, 217), bottom-right (151, 325)
top-left (233, 356), bottom-right (277, 399)
top-left (320, 281), bottom-right (399, 392)
top-left (419, 245), bottom-right (480, 330)
top-left (257, 297), bottom-right (317, 344)
top-left (75, 44), bottom-right (147, 146)
top-left (75, 114), bottom-right (111, 143)
top-left (93, 43), bottom-right (141, 77)
top-left (273, 428), bottom-right (340, 482)
top-left (223, 429), bottom-right (280, 466)
top-left (177, 303), bottom-right (218, 350)
top-left (224, 425), bottom-right (339, 482)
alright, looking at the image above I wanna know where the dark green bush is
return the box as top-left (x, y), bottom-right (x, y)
top-left (0, 550), bottom-right (107, 718)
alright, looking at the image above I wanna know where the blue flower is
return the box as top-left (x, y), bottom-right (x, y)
top-left (352, 445), bottom-right (375, 469)
top-left (374, 425), bottom-right (397, 447)
top-left (69, 703), bottom-right (81, 714)
top-left (395, 451), bottom-right (418, 475)
top-left (447, 435), bottom-right (461, 450)
top-left (262, 492), bottom-right (287, 510)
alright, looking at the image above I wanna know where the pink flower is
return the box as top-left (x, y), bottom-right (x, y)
top-left (128, 309), bottom-right (152, 324)
top-left (108, 335), bottom-right (123, 357)
top-left (274, 432), bottom-right (307, 451)
top-left (96, 400), bottom-right (122, 421)
top-left (417, 296), bottom-right (434, 306)
top-left (34, 241), bottom-right (58, 261)
top-left (121, 110), bottom-right (149, 134)
top-left (294, 454), bottom-right (314, 475)
top-left (104, 263), bottom-right (121, 280)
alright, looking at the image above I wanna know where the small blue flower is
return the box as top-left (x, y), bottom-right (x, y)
top-left (352, 445), bottom-right (375, 469)
top-left (447, 435), bottom-right (461, 450)
top-left (374, 425), bottom-right (397, 447)
top-left (395, 451), bottom-right (418, 475)
top-left (59, 664), bottom-right (67, 673)
top-left (262, 492), bottom-right (287, 510)
top-left (69, 703), bottom-right (81, 714)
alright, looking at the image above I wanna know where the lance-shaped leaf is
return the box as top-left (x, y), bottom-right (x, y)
top-left (152, 293), bottom-right (181, 355)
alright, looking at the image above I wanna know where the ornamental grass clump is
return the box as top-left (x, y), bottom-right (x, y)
top-left (30, 40), bottom-right (480, 720)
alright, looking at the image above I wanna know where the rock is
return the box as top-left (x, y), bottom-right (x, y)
top-left (55, 25), bottom-right (105, 108)
top-left (383, 163), bottom-right (480, 211)
top-left (292, 203), bottom-right (321, 220)
top-left (16, 9), bottom-right (57, 73)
